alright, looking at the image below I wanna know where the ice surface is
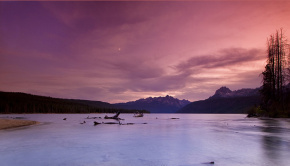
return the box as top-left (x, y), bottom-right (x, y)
top-left (1, 114), bottom-right (290, 166)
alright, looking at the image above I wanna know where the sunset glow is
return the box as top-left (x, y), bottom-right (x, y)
top-left (1, 1), bottom-right (290, 103)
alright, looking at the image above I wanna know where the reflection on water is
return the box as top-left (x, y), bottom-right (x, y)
top-left (259, 119), bottom-right (290, 166)
top-left (0, 114), bottom-right (290, 166)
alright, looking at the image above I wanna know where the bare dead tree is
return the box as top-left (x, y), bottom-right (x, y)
top-left (261, 29), bottom-right (289, 113)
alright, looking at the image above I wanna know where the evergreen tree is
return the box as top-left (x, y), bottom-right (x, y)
top-left (261, 29), bottom-right (289, 116)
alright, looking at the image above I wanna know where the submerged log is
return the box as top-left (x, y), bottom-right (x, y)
top-left (86, 116), bottom-right (102, 119)
top-left (94, 121), bottom-right (101, 125)
top-left (93, 121), bottom-right (147, 126)
top-left (103, 122), bottom-right (119, 125)
top-left (202, 161), bottom-right (214, 164)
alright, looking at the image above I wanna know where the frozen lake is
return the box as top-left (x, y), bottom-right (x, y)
top-left (1, 114), bottom-right (290, 166)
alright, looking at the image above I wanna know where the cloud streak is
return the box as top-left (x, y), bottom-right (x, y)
top-left (97, 48), bottom-right (265, 102)
top-left (176, 48), bottom-right (264, 72)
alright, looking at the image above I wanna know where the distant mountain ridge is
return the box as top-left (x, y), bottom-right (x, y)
top-left (1, 86), bottom-right (263, 114)
top-left (210, 86), bottom-right (260, 99)
top-left (114, 95), bottom-right (190, 113)
top-left (177, 86), bottom-right (261, 114)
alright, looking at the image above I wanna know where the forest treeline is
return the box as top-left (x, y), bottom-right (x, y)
top-left (250, 29), bottom-right (290, 118)
top-left (0, 91), bottom-right (149, 114)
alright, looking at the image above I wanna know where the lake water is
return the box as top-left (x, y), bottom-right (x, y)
top-left (0, 114), bottom-right (290, 166)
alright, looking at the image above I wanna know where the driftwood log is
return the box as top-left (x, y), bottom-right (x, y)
top-left (104, 112), bottom-right (123, 120)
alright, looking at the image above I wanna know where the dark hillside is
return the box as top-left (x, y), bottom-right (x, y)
top-left (177, 95), bottom-right (261, 114)
top-left (177, 87), bottom-right (261, 114)
top-left (0, 91), bottom-right (148, 114)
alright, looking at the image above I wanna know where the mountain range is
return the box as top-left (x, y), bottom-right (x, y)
top-left (177, 87), bottom-right (261, 114)
top-left (114, 95), bottom-right (190, 113)
top-left (1, 86), bottom-right (262, 114)
top-left (114, 86), bottom-right (261, 114)
top-left (209, 86), bottom-right (260, 99)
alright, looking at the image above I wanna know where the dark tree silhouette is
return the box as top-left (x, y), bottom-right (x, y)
top-left (260, 29), bottom-right (290, 117)
top-left (0, 91), bottom-right (149, 114)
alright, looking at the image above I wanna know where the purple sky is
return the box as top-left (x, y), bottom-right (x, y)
top-left (1, 1), bottom-right (290, 103)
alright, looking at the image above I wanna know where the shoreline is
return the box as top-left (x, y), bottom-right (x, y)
top-left (0, 118), bottom-right (39, 130)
